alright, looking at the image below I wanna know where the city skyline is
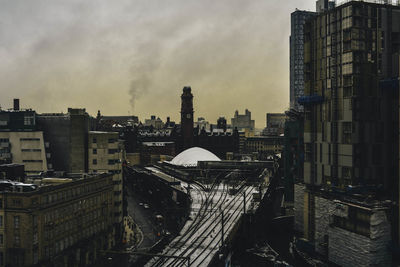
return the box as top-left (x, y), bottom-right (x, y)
top-left (0, 0), bottom-right (315, 127)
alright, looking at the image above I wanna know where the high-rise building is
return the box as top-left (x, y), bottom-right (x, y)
top-left (290, 1), bottom-right (335, 111)
top-left (180, 87), bottom-right (194, 150)
top-left (294, 2), bottom-right (400, 265)
top-left (290, 10), bottom-right (316, 111)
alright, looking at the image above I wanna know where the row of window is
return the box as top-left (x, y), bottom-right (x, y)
top-left (20, 138), bottom-right (40, 141)
top-left (45, 208), bottom-right (105, 239)
top-left (44, 193), bottom-right (111, 223)
top-left (21, 149), bottom-right (41, 152)
top-left (42, 180), bottom-right (110, 205)
top-left (44, 221), bottom-right (107, 259)
top-left (92, 148), bottom-right (119, 154)
top-left (92, 138), bottom-right (116, 144)
top-left (92, 159), bottom-right (120, 165)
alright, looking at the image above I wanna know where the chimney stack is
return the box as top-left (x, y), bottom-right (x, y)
top-left (13, 99), bottom-right (20, 111)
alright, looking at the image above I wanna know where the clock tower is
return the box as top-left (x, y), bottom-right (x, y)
top-left (181, 86), bottom-right (194, 150)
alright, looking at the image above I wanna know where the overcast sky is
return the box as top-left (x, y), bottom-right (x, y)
top-left (0, 0), bottom-right (315, 127)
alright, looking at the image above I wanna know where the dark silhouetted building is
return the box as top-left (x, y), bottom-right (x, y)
top-left (180, 87), bottom-right (194, 150)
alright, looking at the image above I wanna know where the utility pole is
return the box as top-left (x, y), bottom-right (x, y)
top-left (220, 207), bottom-right (224, 248)
top-left (243, 191), bottom-right (246, 214)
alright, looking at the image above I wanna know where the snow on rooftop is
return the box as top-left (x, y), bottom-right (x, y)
top-left (169, 147), bottom-right (220, 167)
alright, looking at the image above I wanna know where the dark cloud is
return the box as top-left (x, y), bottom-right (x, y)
top-left (0, 0), bottom-right (314, 127)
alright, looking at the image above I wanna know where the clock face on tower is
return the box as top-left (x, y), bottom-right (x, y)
top-left (186, 114), bottom-right (191, 119)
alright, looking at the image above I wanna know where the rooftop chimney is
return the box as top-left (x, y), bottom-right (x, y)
top-left (13, 99), bottom-right (20, 111)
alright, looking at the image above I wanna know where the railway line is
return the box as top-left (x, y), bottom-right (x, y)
top-left (145, 169), bottom-right (258, 267)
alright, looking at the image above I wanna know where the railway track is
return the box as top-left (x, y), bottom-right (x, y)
top-left (144, 168), bottom-right (256, 267)
top-left (146, 174), bottom-right (226, 266)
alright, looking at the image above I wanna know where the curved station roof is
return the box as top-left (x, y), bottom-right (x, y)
top-left (170, 147), bottom-right (221, 167)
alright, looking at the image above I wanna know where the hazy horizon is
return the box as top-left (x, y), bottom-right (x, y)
top-left (0, 0), bottom-right (315, 127)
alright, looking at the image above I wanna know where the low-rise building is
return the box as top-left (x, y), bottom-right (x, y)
top-left (0, 173), bottom-right (115, 267)
top-left (244, 136), bottom-right (283, 158)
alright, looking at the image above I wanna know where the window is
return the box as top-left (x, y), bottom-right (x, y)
top-left (14, 234), bottom-right (20, 246)
top-left (93, 149), bottom-right (97, 154)
top-left (93, 159), bottom-right (97, 165)
top-left (108, 138), bottom-right (115, 143)
top-left (24, 115), bottom-right (34, 126)
top-left (108, 159), bottom-right (115, 165)
top-left (20, 138), bottom-right (40, 141)
top-left (0, 234), bottom-right (3, 245)
top-left (14, 216), bottom-right (20, 228)
top-left (93, 138), bottom-right (97, 144)
top-left (13, 199), bottom-right (22, 206)
top-left (0, 216), bottom-right (3, 227)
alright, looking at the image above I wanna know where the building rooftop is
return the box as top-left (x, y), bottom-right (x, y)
top-left (169, 147), bottom-right (221, 167)
top-left (336, 0), bottom-right (400, 6)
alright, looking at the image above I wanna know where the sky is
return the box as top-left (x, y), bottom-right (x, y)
top-left (0, 0), bottom-right (315, 128)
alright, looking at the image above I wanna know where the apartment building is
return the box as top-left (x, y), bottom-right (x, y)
top-left (295, 1), bottom-right (400, 265)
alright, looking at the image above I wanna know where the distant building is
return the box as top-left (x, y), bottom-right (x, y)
top-left (244, 136), bottom-right (283, 159)
top-left (217, 117), bottom-right (227, 131)
top-left (0, 173), bottom-right (115, 267)
top-left (140, 142), bottom-right (175, 165)
top-left (96, 111), bottom-right (139, 131)
top-left (144, 116), bottom-right (164, 130)
top-left (194, 117), bottom-right (210, 132)
top-left (262, 113), bottom-right (287, 136)
top-left (231, 109), bottom-right (255, 132)
top-left (181, 87), bottom-right (194, 150)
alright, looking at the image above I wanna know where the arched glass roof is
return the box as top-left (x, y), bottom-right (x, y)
top-left (170, 147), bottom-right (221, 167)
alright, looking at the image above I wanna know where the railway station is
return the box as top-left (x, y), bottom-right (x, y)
top-left (125, 147), bottom-right (281, 266)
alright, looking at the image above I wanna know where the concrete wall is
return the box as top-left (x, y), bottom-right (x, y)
top-left (314, 196), bottom-right (335, 255)
top-left (329, 210), bottom-right (392, 267)
top-left (69, 113), bottom-right (88, 173)
top-left (37, 115), bottom-right (71, 171)
top-left (294, 183), bottom-right (305, 234)
top-left (0, 131), bottom-right (48, 173)
top-left (88, 132), bottom-right (123, 225)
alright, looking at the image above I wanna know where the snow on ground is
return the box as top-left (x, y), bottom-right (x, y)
top-left (145, 175), bottom-right (257, 267)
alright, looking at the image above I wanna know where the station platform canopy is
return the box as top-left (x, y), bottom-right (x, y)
top-left (169, 147), bottom-right (221, 167)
